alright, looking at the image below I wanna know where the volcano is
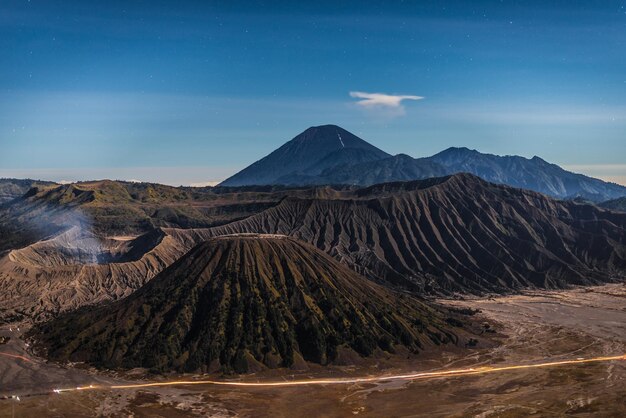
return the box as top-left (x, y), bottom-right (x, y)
top-left (219, 125), bottom-right (390, 186)
top-left (34, 235), bottom-right (463, 373)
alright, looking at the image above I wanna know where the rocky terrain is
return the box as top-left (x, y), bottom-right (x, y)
top-left (1, 173), bottom-right (625, 322)
top-left (194, 174), bottom-right (626, 294)
top-left (0, 227), bottom-right (192, 322)
top-left (0, 179), bottom-right (354, 254)
top-left (0, 178), bottom-right (56, 204)
top-left (32, 235), bottom-right (472, 373)
top-left (7, 285), bottom-right (625, 417)
top-left (601, 196), bottom-right (626, 212)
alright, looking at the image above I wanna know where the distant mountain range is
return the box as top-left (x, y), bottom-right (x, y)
top-left (600, 197), bottom-right (626, 212)
top-left (0, 178), bottom-right (56, 204)
top-left (221, 125), bottom-right (390, 187)
top-left (220, 125), bottom-right (626, 202)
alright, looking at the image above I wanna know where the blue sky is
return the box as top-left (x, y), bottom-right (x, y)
top-left (1, 0), bottom-right (625, 185)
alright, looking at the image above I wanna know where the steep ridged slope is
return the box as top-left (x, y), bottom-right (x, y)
top-left (7, 227), bottom-right (163, 267)
top-left (0, 180), bottom-right (316, 253)
top-left (0, 228), bottom-right (194, 321)
top-left (34, 236), bottom-right (461, 373)
top-left (3, 174), bottom-right (626, 321)
top-left (186, 174), bottom-right (626, 294)
top-left (600, 197), bottom-right (626, 212)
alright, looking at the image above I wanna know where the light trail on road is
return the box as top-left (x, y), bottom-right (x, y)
top-left (44, 353), bottom-right (625, 394)
top-left (0, 352), bottom-right (33, 363)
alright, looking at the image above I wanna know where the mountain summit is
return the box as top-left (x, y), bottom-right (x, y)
top-left (220, 126), bottom-right (626, 201)
top-left (428, 147), bottom-right (626, 201)
top-left (208, 174), bottom-right (626, 294)
top-left (219, 125), bottom-right (390, 186)
top-left (35, 234), bottom-right (460, 373)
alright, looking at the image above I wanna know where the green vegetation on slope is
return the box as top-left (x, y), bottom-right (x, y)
top-left (34, 236), bottom-right (469, 374)
top-left (0, 180), bottom-right (326, 252)
top-left (0, 178), bottom-right (57, 204)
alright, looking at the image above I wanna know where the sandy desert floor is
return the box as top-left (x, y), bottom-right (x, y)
top-left (1, 283), bottom-right (625, 417)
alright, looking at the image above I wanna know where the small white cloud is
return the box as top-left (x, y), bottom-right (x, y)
top-left (350, 91), bottom-right (423, 115)
top-left (189, 181), bottom-right (220, 187)
top-left (58, 180), bottom-right (73, 185)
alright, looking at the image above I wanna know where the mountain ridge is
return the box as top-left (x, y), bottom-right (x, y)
top-left (219, 126), bottom-right (626, 202)
top-left (220, 125), bottom-right (391, 186)
top-left (429, 147), bottom-right (626, 201)
top-left (600, 197), bottom-right (626, 212)
top-left (0, 178), bottom-right (57, 204)
top-left (2, 173), bottom-right (625, 322)
top-left (32, 235), bottom-right (473, 373)
top-left (199, 173), bottom-right (626, 294)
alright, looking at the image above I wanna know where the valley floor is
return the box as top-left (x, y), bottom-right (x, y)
top-left (1, 284), bottom-right (625, 417)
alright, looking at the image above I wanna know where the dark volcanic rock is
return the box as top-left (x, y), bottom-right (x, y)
top-left (600, 197), bottom-right (626, 212)
top-left (0, 179), bottom-right (331, 251)
top-left (313, 154), bottom-right (447, 186)
top-left (195, 174), bottom-right (626, 294)
top-left (220, 125), bottom-right (390, 186)
top-left (34, 235), bottom-right (457, 373)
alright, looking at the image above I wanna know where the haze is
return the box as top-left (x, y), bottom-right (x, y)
top-left (1, 0), bottom-right (625, 185)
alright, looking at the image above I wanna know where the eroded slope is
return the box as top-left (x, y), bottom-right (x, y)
top-left (33, 235), bottom-right (466, 373)
top-left (188, 174), bottom-right (626, 294)
top-left (2, 174), bottom-right (625, 321)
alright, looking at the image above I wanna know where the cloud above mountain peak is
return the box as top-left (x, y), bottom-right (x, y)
top-left (350, 91), bottom-right (423, 107)
top-left (349, 91), bottom-right (423, 118)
